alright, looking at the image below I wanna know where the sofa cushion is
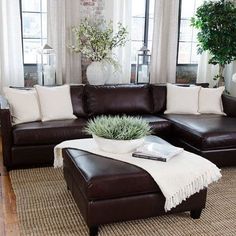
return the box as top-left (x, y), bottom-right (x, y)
top-left (139, 115), bottom-right (172, 137)
top-left (151, 85), bottom-right (167, 114)
top-left (63, 148), bottom-right (161, 201)
top-left (162, 114), bottom-right (236, 150)
top-left (70, 85), bottom-right (87, 117)
top-left (13, 118), bottom-right (90, 145)
top-left (222, 94), bottom-right (236, 117)
top-left (85, 85), bottom-right (153, 116)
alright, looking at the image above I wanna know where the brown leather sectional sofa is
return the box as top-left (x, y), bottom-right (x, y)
top-left (1, 84), bottom-right (236, 170)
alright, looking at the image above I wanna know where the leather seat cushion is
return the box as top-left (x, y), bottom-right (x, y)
top-left (139, 115), bottom-right (172, 136)
top-left (13, 118), bottom-right (90, 145)
top-left (63, 149), bottom-right (161, 201)
top-left (162, 114), bottom-right (236, 150)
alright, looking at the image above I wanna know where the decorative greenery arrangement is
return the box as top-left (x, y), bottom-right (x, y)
top-left (85, 115), bottom-right (151, 140)
top-left (70, 19), bottom-right (128, 68)
top-left (191, 0), bottom-right (236, 85)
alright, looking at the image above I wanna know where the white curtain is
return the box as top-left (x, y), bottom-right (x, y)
top-left (197, 52), bottom-right (236, 93)
top-left (225, 62), bottom-right (236, 96)
top-left (104, 0), bottom-right (132, 84)
top-left (150, 0), bottom-right (180, 84)
top-left (47, 0), bottom-right (82, 85)
top-left (0, 0), bottom-right (24, 93)
top-left (196, 52), bottom-right (219, 88)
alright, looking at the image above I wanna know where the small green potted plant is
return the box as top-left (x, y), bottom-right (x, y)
top-left (191, 0), bottom-right (236, 86)
top-left (70, 18), bottom-right (128, 85)
top-left (85, 115), bottom-right (151, 154)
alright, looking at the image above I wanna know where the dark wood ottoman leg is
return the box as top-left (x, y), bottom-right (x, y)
top-left (89, 226), bottom-right (99, 236)
top-left (190, 209), bottom-right (203, 219)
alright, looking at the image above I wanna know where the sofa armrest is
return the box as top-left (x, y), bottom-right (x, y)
top-left (222, 94), bottom-right (236, 117)
top-left (0, 96), bottom-right (13, 168)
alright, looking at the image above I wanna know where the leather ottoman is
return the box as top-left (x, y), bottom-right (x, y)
top-left (62, 148), bottom-right (207, 236)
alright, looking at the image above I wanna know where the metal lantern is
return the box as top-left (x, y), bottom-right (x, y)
top-left (37, 44), bottom-right (56, 86)
top-left (136, 46), bottom-right (151, 84)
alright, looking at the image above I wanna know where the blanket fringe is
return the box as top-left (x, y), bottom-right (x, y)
top-left (165, 168), bottom-right (222, 211)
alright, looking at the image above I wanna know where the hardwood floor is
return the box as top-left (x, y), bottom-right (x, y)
top-left (0, 138), bottom-right (20, 236)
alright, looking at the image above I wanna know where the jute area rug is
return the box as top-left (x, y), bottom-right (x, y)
top-left (10, 167), bottom-right (236, 236)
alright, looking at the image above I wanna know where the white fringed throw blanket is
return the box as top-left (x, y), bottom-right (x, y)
top-left (54, 136), bottom-right (221, 212)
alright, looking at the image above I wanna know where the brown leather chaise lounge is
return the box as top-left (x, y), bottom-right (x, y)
top-left (1, 84), bottom-right (236, 170)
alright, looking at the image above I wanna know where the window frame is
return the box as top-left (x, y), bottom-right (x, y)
top-left (176, 0), bottom-right (198, 66)
top-left (130, 0), bottom-right (153, 82)
top-left (133, 0), bottom-right (152, 50)
top-left (143, 0), bottom-right (150, 48)
top-left (20, 0), bottom-right (47, 66)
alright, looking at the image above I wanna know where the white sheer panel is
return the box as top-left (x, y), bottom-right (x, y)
top-left (47, 0), bottom-right (82, 84)
top-left (197, 52), bottom-right (219, 88)
top-left (104, 0), bottom-right (132, 84)
top-left (0, 0), bottom-right (24, 93)
top-left (197, 52), bottom-right (236, 91)
top-left (150, 0), bottom-right (180, 84)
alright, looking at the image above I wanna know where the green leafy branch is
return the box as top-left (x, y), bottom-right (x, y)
top-left (69, 19), bottom-right (129, 69)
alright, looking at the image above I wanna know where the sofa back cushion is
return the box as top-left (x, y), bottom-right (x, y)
top-left (85, 85), bottom-right (153, 116)
top-left (151, 85), bottom-right (167, 114)
top-left (222, 94), bottom-right (236, 117)
top-left (70, 85), bottom-right (87, 117)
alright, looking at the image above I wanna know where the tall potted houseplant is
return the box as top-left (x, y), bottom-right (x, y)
top-left (191, 0), bottom-right (236, 86)
top-left (70, 19), bottom-right (128, 85)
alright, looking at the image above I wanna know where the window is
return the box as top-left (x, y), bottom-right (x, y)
top-left (130, 0), bottom-right (155, 81)
top-left (177, 0), bottom-right (203, 65)
top-left (21, 0), bottom-right (47, 64)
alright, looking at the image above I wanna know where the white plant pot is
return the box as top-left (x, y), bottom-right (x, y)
top-left (92, 134), bottom-right (145, 154)
top-left (86, 61), bottom-right (109, 85)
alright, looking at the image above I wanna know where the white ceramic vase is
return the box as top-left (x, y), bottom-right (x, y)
top-left (86, 61), bottom-right (109, 85)
top-left (92, 134), bottom-right (145, 154)
top-left (105, 66), bottom-right (122, 84)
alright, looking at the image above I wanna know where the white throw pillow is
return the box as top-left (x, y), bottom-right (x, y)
top-left (35, 85), bottom-right (76, 122)
top-left (3, 87), bottom-right (41, 124)
top-left (164, 83), bottom-right (200, 115)
top-left (198, 87), bottom-right (225, 115)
